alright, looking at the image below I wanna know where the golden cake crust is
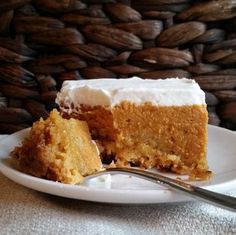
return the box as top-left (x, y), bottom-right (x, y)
top-left (11, 109), bottom-right (102, 184)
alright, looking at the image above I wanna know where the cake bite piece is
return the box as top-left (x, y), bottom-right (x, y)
top-left (56, 77), bottom-right (211, 180)
top-left (11, 109), bottom-right (103, 184)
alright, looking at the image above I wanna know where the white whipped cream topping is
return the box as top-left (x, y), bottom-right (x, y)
top-left (83, 174), bottom-right (111, 189)
top-left (56, 77), bottom-right (206, 111)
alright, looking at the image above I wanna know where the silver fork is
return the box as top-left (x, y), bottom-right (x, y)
top-left (86, 167), bottom-right (236, 212)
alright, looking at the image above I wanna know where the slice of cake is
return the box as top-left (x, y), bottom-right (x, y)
top-left (56, 77), bottom-right (211, 180)
top-left (11, 109), bottom-right (102, 184)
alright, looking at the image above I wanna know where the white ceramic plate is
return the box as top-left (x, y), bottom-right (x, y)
top-left (0, 125), bottom-right (236, 204)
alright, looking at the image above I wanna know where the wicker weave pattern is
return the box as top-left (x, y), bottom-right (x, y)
top-left (0, 0), bottom-right (236, 133)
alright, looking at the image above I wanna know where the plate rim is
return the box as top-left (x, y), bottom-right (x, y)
top-left (0, 125), bottom-right (236, 204)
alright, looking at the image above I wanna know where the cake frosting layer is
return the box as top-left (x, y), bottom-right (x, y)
top-left (56, 77), bottom-right (206, 109)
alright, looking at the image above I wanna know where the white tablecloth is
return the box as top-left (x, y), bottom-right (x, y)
top-left (0, 135), bottom-right (235, 235)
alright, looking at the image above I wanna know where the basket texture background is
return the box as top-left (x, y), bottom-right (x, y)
top-left (0, 0), bottom-right (236, 133)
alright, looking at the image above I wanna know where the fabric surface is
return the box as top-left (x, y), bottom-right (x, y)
top-left (0, 135), bottom-right (235, 235)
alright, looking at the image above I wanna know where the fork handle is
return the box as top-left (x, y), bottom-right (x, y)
top-left (104, 167), bottom-right (236, 212)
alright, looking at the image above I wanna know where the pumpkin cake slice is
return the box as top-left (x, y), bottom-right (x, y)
top-left (11, 109), bottom-right (102, 184)
top-left (56, 77), bottom-right (211, 180)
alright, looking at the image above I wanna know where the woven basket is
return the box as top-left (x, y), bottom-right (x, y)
top-left (0, 0), bottom-right (236, 133)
